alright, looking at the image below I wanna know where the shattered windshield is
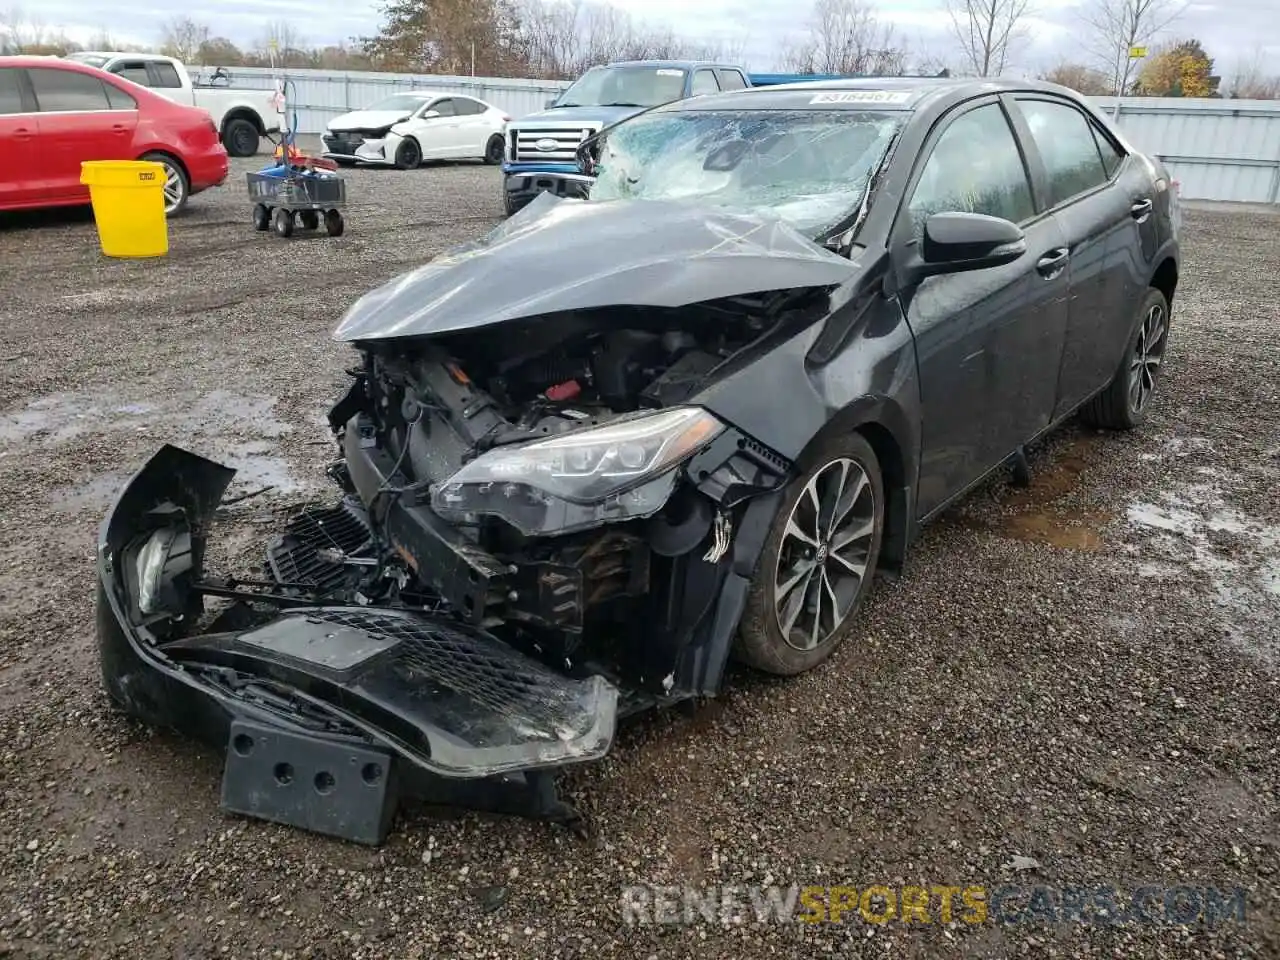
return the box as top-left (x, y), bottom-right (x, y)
top-left (589, 109), bottom-right (903, 237)
top-left (555, 66), bottom-right (688, 108)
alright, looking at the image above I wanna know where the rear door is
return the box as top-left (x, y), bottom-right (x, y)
top-left (690, 69), bottom-right (721, 98)
top-left (28, 66), bottom-right (137, 201)
top-left (0, 67), bottom-right (39, 206)
top-left (1008, 95), bottom-right (1154, 418)
top-left (450, 96), bottom-right (492, 156)
top-left (896, 97), bottom-right (1071, 516)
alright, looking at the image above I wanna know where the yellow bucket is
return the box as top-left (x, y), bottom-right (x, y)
top-left (79, 160), bottom-right (169, 258)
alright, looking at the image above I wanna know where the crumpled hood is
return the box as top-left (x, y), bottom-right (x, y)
top-left (327, 109), bottom-right (411, 131)
top-left (512, 105), bottom-right (646, 128)
top-left (332, 194), bottom-right (859, 343)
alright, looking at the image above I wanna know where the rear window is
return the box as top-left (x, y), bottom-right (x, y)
top-left (151, 63), bottom-right (183, 89)
top-left (103, 81), bottom-right (138, 111)
top-left (0, 68), bottom-right (24, 115)
top-left (111, 62), bottom-right (151, 86)
top-left (29, 68), bottom-right (111, 112)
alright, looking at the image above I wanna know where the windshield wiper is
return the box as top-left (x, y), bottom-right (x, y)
top-left (599, 102), bottom-right (647, 108)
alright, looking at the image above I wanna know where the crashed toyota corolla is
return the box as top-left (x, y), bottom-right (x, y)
top-left (97, 78), bottom-right (1180, 844)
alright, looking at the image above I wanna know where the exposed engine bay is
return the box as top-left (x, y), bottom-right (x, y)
top-left (322, 293), bottom-right (811, 687)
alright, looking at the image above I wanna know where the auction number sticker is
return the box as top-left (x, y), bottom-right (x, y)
top-left (809, 91), bottom-right (913, 104)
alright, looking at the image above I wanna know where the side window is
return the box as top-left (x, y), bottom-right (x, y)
top-left (691, 70), bottom-right (720, 96)
top-left (111, 61), bottom-right (151, 86)
top-left (452, 98), bottom-right (482, 115)
top-left (1016, 98), bottom-right (1110, 207)
top-left (28, 68), bottom-right (112, 112)
top-left (0, 68), bottom-right (25, 115)
top-left (103, 81), bottom-right (138, 111)
top-left (429, 98), bottom-right (455, 117)
top-left (1090, 121), bottom-right (1124, 179)
top-left (149, 62), bottom-right (183, 89)
top-left (716, 69), bottom-right (747, 91)
top-left (906, 102), bottom-right (1035, 239)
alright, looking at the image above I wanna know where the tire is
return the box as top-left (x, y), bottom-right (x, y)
top-left (324, 209), bottom-right (345, 237)
top-left (299, 210), bottom-right (320, 231)
top-left (221, 117), bottom-right (260, 158)
top-left (736, 431), bottom-right (885, 676)
top-left (1079, 288), bottom-right (1171, 431)
top-left (141, 152), bottom-right (189, 216)
top-left (484, 134), bottom-right (505, 165)
top-left (273, 207), bottom-right (294, 238)
top-left (393, 138), bottom-right (422, 170)
top-left (251, 203), bottom-right (270, 231)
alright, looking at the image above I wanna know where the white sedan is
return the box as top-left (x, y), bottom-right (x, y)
top-left (321, 93), bottom-right (511, 169)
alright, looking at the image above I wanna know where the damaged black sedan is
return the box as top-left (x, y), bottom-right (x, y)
top-left (97, 78), bottom-right (1181, 844)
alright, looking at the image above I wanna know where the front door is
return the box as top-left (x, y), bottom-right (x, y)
top-left (28, 67), bottom-right (136, 202)
top-left (896, 98), bottom-right (1071, 518)
top-left (419, 97), bottom-right (466, 158)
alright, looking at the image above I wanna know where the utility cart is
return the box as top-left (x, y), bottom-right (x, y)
top-left (248, 158), bottom-right (347, 238)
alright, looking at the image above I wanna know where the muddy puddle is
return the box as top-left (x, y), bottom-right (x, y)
top-left (3, 387), bottom-right (320, 510)
top-left (1126, 480), bottom-right (1280, 666)
top-left (947, 435), bottom-right (1113, 550)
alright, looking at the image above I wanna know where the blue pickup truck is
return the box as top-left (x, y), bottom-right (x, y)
top-left (501, 61), bottom-right (842, 215)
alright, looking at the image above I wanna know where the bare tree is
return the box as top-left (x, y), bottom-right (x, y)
top-left (781, 0), bottom-right (908, 76)
top-left (1040, 61), bottom-right (1113, 95)
top-left (160, 16), bottom-right (211, 62)
top-left (946, 0), bottom-right (1030, 77)
top-left (258, 20), bottom-right (308, 64)
top-left (1080, 0), bottom-right (1186, 96)
top-left (1225, 45), bottom-right (1280, 99)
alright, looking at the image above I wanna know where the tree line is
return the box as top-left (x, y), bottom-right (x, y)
top-left (2, 0), bottom-right (1276, 99)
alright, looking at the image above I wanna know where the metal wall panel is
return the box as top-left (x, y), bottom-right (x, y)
top-left (213, 66), bottom-right (1280, 202)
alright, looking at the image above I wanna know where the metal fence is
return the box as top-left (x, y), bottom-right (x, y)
top-left (1094, 96), bottom-right (1280, 203)
top-left (218, 66), bottom-right (570, 136)
top-left (216, 66), bottom-right (1280, 203)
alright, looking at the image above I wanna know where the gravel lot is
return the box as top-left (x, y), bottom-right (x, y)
top-left (0, 154), bottom-right (1277, 959)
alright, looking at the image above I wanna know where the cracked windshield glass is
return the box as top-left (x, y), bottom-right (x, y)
top-left (590, 110), bottom-right (903, 236)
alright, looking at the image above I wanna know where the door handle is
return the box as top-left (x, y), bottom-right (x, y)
top-left (1130, 198), bottom-right (1153, 220)
top-left (13, 127), bottom-right (32, 140)
top-left (1035, 248), bottom-right (1070, 278)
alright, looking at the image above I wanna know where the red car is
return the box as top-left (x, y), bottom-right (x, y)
top-left (0, 56), bottom-right (229, 215)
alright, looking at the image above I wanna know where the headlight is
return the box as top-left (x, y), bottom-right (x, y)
top-left (430, 407), bottom-right (724, 536)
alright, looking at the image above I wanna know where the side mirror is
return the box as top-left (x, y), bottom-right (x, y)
top-left (907, 212), bottom-right (1026, 283)
top-left (418, 109), bottom-right (440, 120)
top-left (545, 97), bottom-right (559, 108)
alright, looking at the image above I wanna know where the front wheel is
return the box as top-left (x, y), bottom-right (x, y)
top-left (324, 209), bottom-right (345, 237)
top-left (394, 138), bottom-right (421, 170)
top-left (736, 432), bottom-right (884, 676)
top-left (251, 203), bottom-right (270, 231)
top-left (484, 134), bottom-right (505, 165)
top-left (273, 207), bottom-right (294, 237)
top-left (1079, 288), bottom-right (1171, 430)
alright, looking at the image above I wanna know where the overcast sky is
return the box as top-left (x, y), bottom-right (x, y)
top-left (30, 0), bottom-right (1280, 80)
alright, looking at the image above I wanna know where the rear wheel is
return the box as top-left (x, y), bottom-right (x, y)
top-left (484, 134), bottom-right (505, 165)
top-left (141, 152), bottom-right (189, 216)
top-left (221, 117), bottom-right (260, 158)
top-left (299, 210), bottom-right (320, 230)
top-left (1080, 288), bottom-right (1170, 430)
top-left (394, 138), bottom-right (422, 170)
top-left (251, 203), bottom-right (270, 231)
top-left (324, 209), bottom-right (345, 237)
top-left (736, 432), bottom-right (884, 676)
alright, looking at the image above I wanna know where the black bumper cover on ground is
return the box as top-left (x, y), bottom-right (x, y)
top-left (95, 444), bottom-right (619, 844)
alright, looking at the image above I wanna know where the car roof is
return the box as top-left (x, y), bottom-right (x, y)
top-left (669, 75), bottom-right (1086, 113)
top-left (588, 59), bottom-right (741, 71)
top-left (0, 55), bottom-right (106, 70)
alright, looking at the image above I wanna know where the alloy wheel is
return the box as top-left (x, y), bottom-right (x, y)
top-left (160, 162), bottom-right (186, 214)
top-left (1128, 302), bottom-right (1168, 414)
top-left (773, 457), bottom-right (876, 652)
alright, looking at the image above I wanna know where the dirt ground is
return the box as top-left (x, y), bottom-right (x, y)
top-left (0, 157), bottom-right (1277, 959)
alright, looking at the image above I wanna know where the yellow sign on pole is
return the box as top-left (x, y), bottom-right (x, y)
top-left (1128, 46), bottom-right (1148, 58)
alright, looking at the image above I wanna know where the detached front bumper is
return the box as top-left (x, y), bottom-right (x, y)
top-left (321, 132), bottom-right (399, 166)
top-left (96, 445), bottom-right (619, 843)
